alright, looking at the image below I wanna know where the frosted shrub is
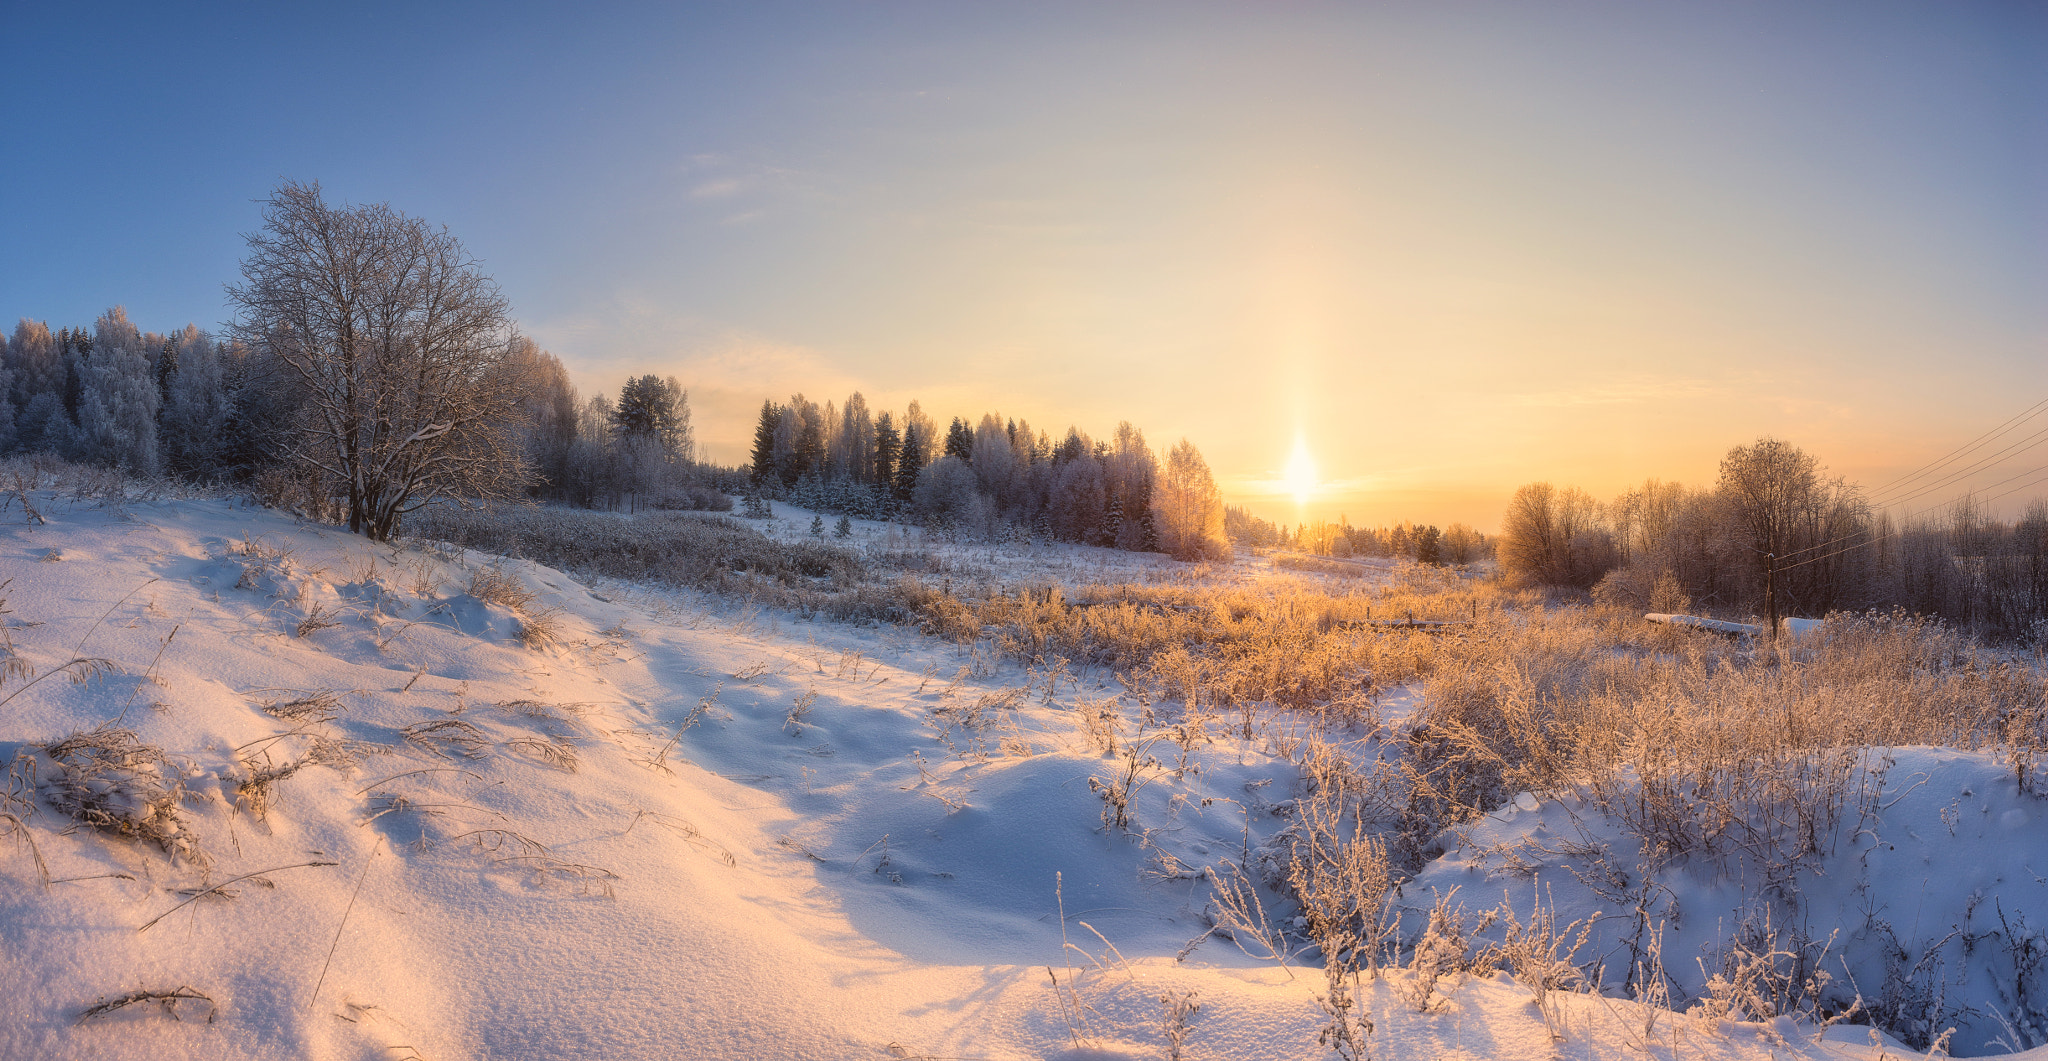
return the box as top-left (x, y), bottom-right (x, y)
top-left (1284, 795), bottom-right (1393, 973)
top-left (1401, 890), bottom-right (1482, 1013)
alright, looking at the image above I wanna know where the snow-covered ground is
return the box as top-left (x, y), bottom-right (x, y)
top-left (0, 493), bottom-right (2031, 1058)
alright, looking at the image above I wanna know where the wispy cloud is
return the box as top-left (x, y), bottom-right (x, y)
top-left (689, 178), bottom-right (743, 199)
top-left (1500, 375), bottom-right (1721, 408)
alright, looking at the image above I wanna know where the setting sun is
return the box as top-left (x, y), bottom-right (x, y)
top-left (1283, 436), bottom-right (1319, 507)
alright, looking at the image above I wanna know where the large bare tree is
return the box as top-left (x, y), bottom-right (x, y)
top-left (228, 180), bottom-right (529, 539)
top-left (1498, 481), bottom-right (1609, 587)
top-left (1715, 437), bottom-right (1867, 622)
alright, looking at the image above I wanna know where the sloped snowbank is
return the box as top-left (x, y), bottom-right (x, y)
top-left (0, 494), bottom-right (1974, 1059)
top-left (1410, 746), bottom-right (2048, 1056)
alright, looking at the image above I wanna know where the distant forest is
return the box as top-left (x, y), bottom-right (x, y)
top-left (0, 308), bottom-right (1230, 560)
top-left (1493, 439), bottom-right (2048, 640)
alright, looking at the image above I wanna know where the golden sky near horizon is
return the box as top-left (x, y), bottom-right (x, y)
top-left (518, 7), bottom-right (2045, 533)
top-left (7, 3), bottom-right (2043, 533)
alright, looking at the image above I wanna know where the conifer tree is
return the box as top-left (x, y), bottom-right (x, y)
top-left (749, 400), bottom-right (780, 484)
top-left (872, 413), bottom-right (900, 496)
top-left (944, 417), bottom-right (974, 463)
top-left (895, 419), bottom-right (926, 501)
top-left (159, 326), bottom-right (229, 475)
top-left (155, 337), bottom-right (179, 403)
top-left (794, 403), bottom-right (825, 484)
top-left (60, 329), bottom-right (88, 420)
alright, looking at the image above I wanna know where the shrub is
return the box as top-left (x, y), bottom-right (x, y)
top-left (402, 503), bottom-right (904, 620)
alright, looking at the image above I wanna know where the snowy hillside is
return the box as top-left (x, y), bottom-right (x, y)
top-left (0, 492), bottom-right (2031, 1059)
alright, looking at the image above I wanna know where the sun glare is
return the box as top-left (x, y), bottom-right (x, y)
top-left (1283, 436), bottom-right (1318, 507)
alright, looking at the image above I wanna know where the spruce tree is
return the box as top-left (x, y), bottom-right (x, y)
top-left (872, 413), bottom-right (900, 492)
top-left (749, 401), bottom-right (780, 484)
top-left (155, 337), bottom-right (178, 403)
top-left (61, 329), bottom-right (87, 419)
top-left (895, 420), bottom-right (925, 501)
top-left (791, 403), bottom-right (824, 487)
top-left (944, 417), bottom-right (974, 463)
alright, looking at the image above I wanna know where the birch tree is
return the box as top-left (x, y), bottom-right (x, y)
top-left (1153, 438), bottom-right (1229, 560)
top-left (227, 180), bottom-right (528, 539)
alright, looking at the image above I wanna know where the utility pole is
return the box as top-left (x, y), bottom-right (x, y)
top-left (1764, 551), bottom-right (1779, 642)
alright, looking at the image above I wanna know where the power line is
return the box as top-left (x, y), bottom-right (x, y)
top-left (1776, 465), bottom-right (2048, 575)
top-left (1865, 394), bottom-right (2048, 502)
top-left (1864, 421), bottom-right (2048, 508)
top-left (1768, 393), bottom-right (2048, 565)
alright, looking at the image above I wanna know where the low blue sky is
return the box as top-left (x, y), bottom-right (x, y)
top-left (5, 1), bottom-right (2043, 527)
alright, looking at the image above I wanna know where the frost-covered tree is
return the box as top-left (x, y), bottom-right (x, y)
top-left (1104, 422), bottom-right (1158, 551)
top-left (970, 413), bottom-right (1024, 514)
top-left (227, 180), bottom-right (528, 539)
top-left (559, 392), bottom-right (617, 506)
top-left (501, 337), bottom-right (579, 497)
top-left (1498, 482), bottom-right (1608, 587)
top-left (902, 400), bottom-right (937, 469)
top-left (609, 374), bottom-right (691, 507)
top-left (837, 392), bottom-right (873, 485)
top-left (612, 374), bottom-right (691, 462)
top-left (76, 307), bottom-right (160, 474)
top-left (59, 327), bottom-right (89, 424)
top-left (1153, 439), bottom-right (1229, 561)
top-left (9, 319), bottom-right (60, 413)
top-left (792, 397), bottom-right (824, 486)
top-left (767, 394), bottom-right (824, 487)
top-left (1715, 437), bottom-right (1866, 619)
top-left (1049, 455), bottom-right (1107, 543)
top-left (894, 416), bottom-right (927, 501)
top-left (158, 325), bottom-right (230, 475)
top-left (914, 455), bottom-right (993, 536)
top-left (749, 400), bottom-right (781, 485)
top-left (872, 413), bottom-right (900, 499)
top-left (943, 417), bottom-right (974, 463)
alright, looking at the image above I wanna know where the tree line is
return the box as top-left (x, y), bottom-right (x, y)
top-left (1223, 507), bottom-right (1492, 567)
top-left (1496, 436), bottom-right (2048, 640)
top-left (4, 180), bottom-right (1233, 560)
top-left (742, 396), bottom-right (1229, 560)
top-left (0, 311), bottom-right (717, 513)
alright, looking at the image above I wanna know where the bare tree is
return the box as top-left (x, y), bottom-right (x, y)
top-left (1498, 482), bottom-right (1609, 587)
top-left (227, 180), bottom-right (529, 539)
top-left (1715, 437), bottom-right (1867, 623)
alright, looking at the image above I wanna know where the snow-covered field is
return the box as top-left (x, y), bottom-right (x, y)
top-left (0, 492), bottom-right (2038, 1059)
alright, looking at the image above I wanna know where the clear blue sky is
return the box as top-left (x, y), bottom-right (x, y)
top-left (5, 1), bottom-right (2044, 528)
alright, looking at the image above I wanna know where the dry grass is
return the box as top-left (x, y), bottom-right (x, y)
top-left (405, 505), bottom-right (884, 617)
top-left (467, 564), bottom-right (537, 611)
top-left (253, 689), bottom-right (344, 724)
top-left (400, 718), bottom-right (490, 759)
top-left (76, 986), bottom-right (216, 1025)
top-left (38, 725), bottom-right (203, 867)
top-left (2, 748), bottom-right (48, 885)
